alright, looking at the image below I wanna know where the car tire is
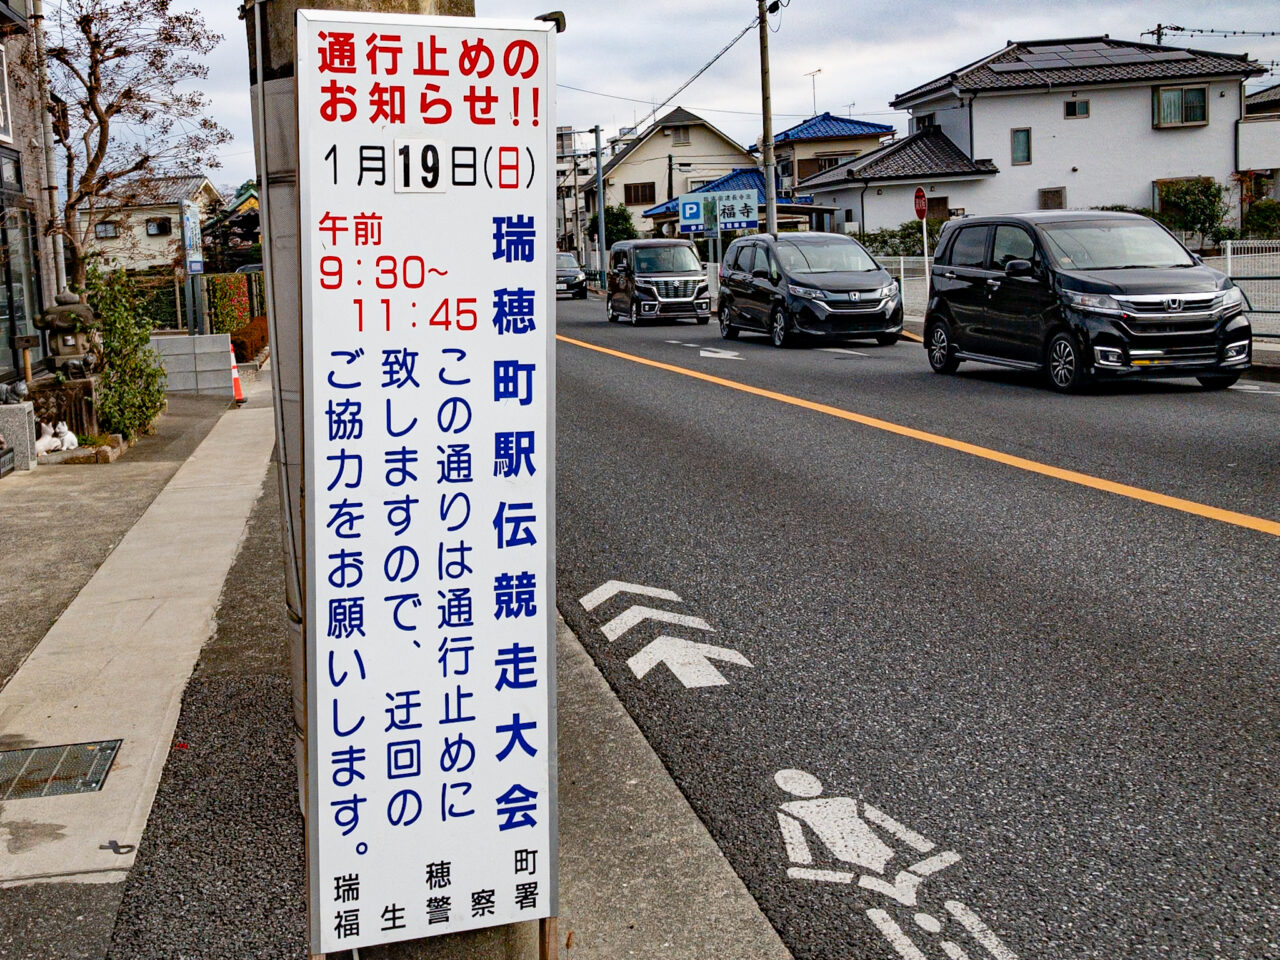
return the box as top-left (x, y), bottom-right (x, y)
top-left (1196, 373), bottom-right (1239, 390)
top-left (926, 319), bottom-right (959, 374)
top-left (875, 332), bottom-right (900, 347)
top-left (575, 289), bottom-right (586, 300)
top-left (770, 306), bottom-right (791, 348)
top-left (630, 300), bottom-right (642, 326)
top-left (606, 298), bottom-right (616, 322)
top-left (719, 304), bottom-right (738, 340)
top-left (1045, 331), bottom-right (1089, 393)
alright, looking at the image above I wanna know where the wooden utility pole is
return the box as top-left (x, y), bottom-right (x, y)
top-left (757, 0), bottom-right (777, 235)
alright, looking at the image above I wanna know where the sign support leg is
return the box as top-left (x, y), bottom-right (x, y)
top-left (539, 916), bottom-right (558, 960)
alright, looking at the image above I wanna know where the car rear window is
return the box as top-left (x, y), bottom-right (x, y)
top-left (950, 227), bottom-right (989, 269)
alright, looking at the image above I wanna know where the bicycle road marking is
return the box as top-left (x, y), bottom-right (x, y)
top-left (557, 334), bottom-right (1280, 538)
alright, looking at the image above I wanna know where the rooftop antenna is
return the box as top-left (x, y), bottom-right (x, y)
top-left (844, 100), bottom-right (857, 116)
top-left (805, 68), bottom-right (822, 115)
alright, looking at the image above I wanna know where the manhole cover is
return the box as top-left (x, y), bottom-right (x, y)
top-left (0, 740), bottom-right (122, 800)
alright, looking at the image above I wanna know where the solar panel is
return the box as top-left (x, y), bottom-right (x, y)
top-left (1026, 45), bottom-right (1072, 54)
top-left (1067, 42), bottom-right (1111, 51)
top-left (1147, 50), bottom-right (1195, 63)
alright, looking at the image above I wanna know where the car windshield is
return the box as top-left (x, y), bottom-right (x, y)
top-left (633, 246), bottom-right (701, 273)
top-left (1036, 219), bottom-right (1195, 270)
top-left (775, 239), bottom-right (877, 274)
top-left (556, 253), bottom-right (580, 269)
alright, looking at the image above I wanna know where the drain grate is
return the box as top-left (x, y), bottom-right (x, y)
top-left (0, 739), bottom-right (122, 800)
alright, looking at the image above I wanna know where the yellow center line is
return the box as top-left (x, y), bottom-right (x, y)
top-left (557, 334), bottom-right (1280, 538)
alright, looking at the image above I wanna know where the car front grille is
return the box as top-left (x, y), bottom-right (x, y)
top-left (649, 279), bottom-right (699, 299)
top-left (1128, 344), bottom-right (1219, 367)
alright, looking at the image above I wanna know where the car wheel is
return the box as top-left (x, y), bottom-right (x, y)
top-left (770, 307), bottom-right (791, 348)
top-left (875, 332), bottom-right (900, 347)
top-left (606, 298), bottom-right (616, 322)
top-left (719, 303), bottom-right (738, 340)
top-left (630, 300), bottom-right (642, 326)
top-left (576, 289), bottom-right (586, 300)
top-left (926, 320), bottom-right (959, 374)
top-left (1046, 331), bottom-right (1089, 393)
top-left (1196, 373), bottom-right (1239, 390)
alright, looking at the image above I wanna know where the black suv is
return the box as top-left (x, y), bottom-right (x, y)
top-left (718, 232), bottom-right (903, 347)
top-left (606, 239), bottom-right (710, 325)
top-left (925, 212), bottom-right (1250, 392)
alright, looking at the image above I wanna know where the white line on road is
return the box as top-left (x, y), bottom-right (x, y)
top-left (579, 580), bottom-right (682, 611)
top-left (600, 605), bottom-right (714, 641)
top-left (1231, 384), bottom-right (1280, 396)
top-left (819, 347), bottom-right (869, 357)
top-left (945, 901), bottom-right (1020, 960)
top-left (626, 636), bottom-right (752, 688)
top-left (866, 910), bottom-right (928, 960)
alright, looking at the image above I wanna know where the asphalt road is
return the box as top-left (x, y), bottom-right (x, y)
top-left (553, 294), bottom-right (1280, 960)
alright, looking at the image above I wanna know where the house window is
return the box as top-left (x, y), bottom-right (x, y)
top-left (1038, 187), bottom-right (1066, 210)
top-left (688, 179), bottom-right (713, 191)
top-left (816, 156), bottom-right (849, 171)
top-left (1064, 99), bottom-right (1090, 119)
top-left (146, 217), bottom-right (172, 236)
top-left (623, 182), bottom-right (655, 206)
top-left (1011, 128), bottom-right (1032, 165)
top-left (777, 155), bottom-right (793, 178)
top-left (94, 221), bottom-right (121, 239)
top-left (1153, 85), bottom-right (1208, 127)
top-left (916, 113), bottom-right (937, 130)
top-left (670, 125), bottom-right (691, 146)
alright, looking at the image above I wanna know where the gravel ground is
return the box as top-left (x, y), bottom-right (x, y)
top-left (105, 464), bottom-right (308, 960)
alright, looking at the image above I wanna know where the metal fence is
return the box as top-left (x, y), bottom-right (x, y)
top-left (882, 256), bottom-right (934, 318)
top-left (1203, 239), bottom-right (1280, 337)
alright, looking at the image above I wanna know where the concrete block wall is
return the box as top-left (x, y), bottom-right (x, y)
top-left (149, 334), bottom-right (234, 397)
top-left (0, 400), bottom-right (37, 470)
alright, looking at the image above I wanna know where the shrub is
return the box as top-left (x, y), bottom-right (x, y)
top-left (860, 219), bottom-right (945, 258)
top-left (231, 314), bottom-right (269, 363)
top-left (1243, 198), bottom-right (1280, 239)
top-left (206, 273), bottom-right (253, 334)
top-left (87, 268), bottom-right (167, 439)
top-left (1157, 179), bottom-right (1229, 250)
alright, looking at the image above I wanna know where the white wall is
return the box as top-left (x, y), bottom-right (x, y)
top-left (969, 80), bottom-right (1243, 218)
top-left (912, 93), bottom-right (971, 156)
top-left (1238, 114), bottom-right (1280, 172)
top-left (809, 179), bottom-right (990, 233)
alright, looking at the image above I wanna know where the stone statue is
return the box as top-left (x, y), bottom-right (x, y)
top-left (34, 292), bottom-right (99, 378)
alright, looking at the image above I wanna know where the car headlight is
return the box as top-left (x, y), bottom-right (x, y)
top-left (875, 280), bottom-right (900, 300)
top-left (787, 283), bottom-right (826, 299)
top-left (1222, 285), bottom-right (1244, 309)
top-left (575, 271), bottom-right (585, 281)
top-left (1062, 289), bottom-right (1121, 312)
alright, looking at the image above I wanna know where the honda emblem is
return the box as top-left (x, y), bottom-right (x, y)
top-left (1165, 297), bottom-right (1183, 312)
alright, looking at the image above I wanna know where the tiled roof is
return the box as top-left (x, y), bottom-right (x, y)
top-left (642, 167), bottom-right (815, 218)
top-left (772, 112), bottom-right (895, 144)
top-left (892, 36), bottom-right (1264, 107)
top-left (1246, 82), bottom-right (1280, 110)
top-left (599, 106), bottom-right (744, 178)
top-left (136, 175), bottom-right (216, 204)
top-left (798, 128), bottom-right (997, 188)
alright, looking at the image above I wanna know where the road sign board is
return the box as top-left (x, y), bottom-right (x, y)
top-left (181, 199), bottom-right (204, 275)
top-left (297, 11), bottom-right (557, 953)
top-left (914, 187), bottom-right (927, 221)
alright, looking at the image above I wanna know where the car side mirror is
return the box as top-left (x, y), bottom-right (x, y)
top-left (1005, 259), bottom-right (1034, 278)
top-left (751, 268), bottom-right (769, 280)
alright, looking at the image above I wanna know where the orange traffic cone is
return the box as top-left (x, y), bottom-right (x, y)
top-left (229, 344), bottom-right (246, 405)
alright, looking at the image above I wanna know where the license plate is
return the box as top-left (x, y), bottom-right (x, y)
top-left (556, 283), bottom-right (567, 290)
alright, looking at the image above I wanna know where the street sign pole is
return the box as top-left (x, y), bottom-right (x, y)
top-left (914, 186), bottom-right (929, 299)
top-left (593, 124), bottom-right (606, 280)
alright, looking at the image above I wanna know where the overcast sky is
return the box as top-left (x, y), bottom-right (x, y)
top-left (201, 0), bottom-right (1279, 193)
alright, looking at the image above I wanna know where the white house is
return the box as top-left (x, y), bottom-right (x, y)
top-left (799, 37), bottom-right (1270, 235)
top-left (584, 106), bottom-right (756, 240)
top-left (81, 175), bottom-right (223, 273)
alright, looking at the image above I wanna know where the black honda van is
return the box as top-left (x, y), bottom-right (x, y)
top-left (605, 239), bottom-right (711, 325)
top-left (924, 212), bottom-right (1250, 392)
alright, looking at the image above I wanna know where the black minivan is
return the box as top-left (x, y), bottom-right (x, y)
top-left (718, 232), bottom-right (903, 347)
top-left (925, 211), bottom-right (1250, 392)
top-left (606, 239), bottom-right (711, 325)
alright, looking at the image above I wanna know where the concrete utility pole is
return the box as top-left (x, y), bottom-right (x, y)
top-left (757, 0), bottom-right (777, 235)
top-left (242, 3), bottom-right (551, 958)
top-left (593, 124), bottom-right (606, 275)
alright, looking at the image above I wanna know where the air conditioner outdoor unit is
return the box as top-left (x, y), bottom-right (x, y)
top-left (780, 175), bottom-right (794, 190)
top-left (841, 222), bottom-right (860, 235)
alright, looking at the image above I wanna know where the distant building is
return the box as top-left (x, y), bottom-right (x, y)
top-left (800, 36), bottom-right (1272, 234)
top-left (764, 112), bottom-right (895, 195)
top-left (81, 175), bottom-right (223, 273)
top-left (642, 167), bottom-right (834, 238)
top-left (584, 107), bottom-right (756, 242)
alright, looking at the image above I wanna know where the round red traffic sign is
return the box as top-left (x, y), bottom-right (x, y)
top-left (914, 187), bottom-right (927, 220)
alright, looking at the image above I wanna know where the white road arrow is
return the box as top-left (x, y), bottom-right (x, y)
top-left (600, 606), bottom-right (713, 642)
top-left (579, 580), bottom-right (683, 612)
top-left (627, 636), bottom-right (753, 688)
top-left (698, 347), bottom-right (741, 360)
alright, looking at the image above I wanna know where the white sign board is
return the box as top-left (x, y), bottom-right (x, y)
top-left (678, 189), bottom-right (758, 235)
top-left (297, 11), bottom-right (556, 954)
top-left (181, 199), bottom-right (203, 275)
